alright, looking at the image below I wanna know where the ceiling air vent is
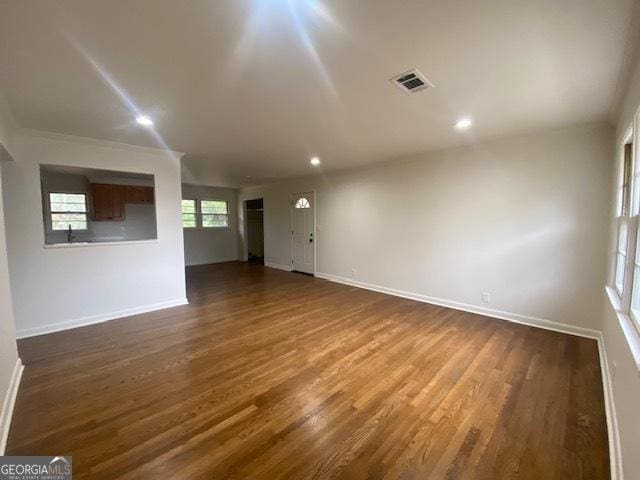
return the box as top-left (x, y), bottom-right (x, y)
top-left (391, 69), bottom-right (433, 94)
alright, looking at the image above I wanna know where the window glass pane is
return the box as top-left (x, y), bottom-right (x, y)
top-left (51, 213), bottom-right (87, 230)
top-left (295, 197), bottom-right (310, 209)
top-left (49, 193), bottom-right (87, 212)
top-left (52, 221), bottom-right (87, 230)
top-left (49, 193), bottom-right (86, 204)
top-left (634, 171), bottom-right (640, 216)
top-left (618, 219), bottom-right (628, 252)
top-left (622, 143), bottom-right (633, 216)
top-left (615, 253), bottom-right (626, 293)
top-left (182, 213), bottom-right (196, 228)
top-left (202, 214), bottom-right (228, 227)
top-left (50, 202), bottom-right (87, 213)
top-left (181, 199), bottom-right (196, 214)
top-left (51, 213), bottom-right (86, 222)
top-left (201, 200), bottom-right (227, 214)
top-left (632, 266), bottom-right (640, 321)
top-left (50, 193), bottom-right (65, 203)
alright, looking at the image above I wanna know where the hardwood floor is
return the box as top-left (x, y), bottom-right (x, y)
top-left (7, 262), bottom-right (609, 479)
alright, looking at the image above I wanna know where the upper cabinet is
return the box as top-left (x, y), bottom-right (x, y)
top-left (91, 183), bottom-right (154, 221)
top-left (125, 185), bottom-right (154, 204)
top-left (91, 184), bottom-right (124, 221)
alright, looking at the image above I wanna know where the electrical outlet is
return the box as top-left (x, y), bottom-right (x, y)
top-left (351, 268), bottom-right (357, 279)
top-left (481, 292), bottom-right (491, 303)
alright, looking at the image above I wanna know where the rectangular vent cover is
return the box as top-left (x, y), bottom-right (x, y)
top-left (391, 69), bottom-right (433, 94)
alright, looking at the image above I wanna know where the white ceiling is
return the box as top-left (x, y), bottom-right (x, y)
top-left (0, 0), bottom-right (638, 186)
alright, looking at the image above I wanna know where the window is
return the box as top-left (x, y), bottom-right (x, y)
top-left (631, 225), bottom-right (640, 324)
top-left (182, 199), bottom-right (197, 228)
top-left (49, 193), bottom-right (87, 230)
top-left (625, 137), bottom-right (640, 333)
top-left (613, 121), bottom-right (640, 335)
top-left (200, 200), bottom-right (228, 227)
top-left (615, 143), bottom-right (633, 295)
top-left (621, 143), bottom-right (633, 216)
top-left (295, 197), bottom-right (310, 209)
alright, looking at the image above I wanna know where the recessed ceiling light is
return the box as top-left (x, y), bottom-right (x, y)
top-left (310, 156), bottom-right (321, 166)
top-left (136, 115), bottom-right (154, 127)
top-left (455, 118), bottom-right (473, 130)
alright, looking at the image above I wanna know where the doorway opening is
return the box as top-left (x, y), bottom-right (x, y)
top-left (245, 198), bottom-right (264, 265)
top-left (291, 192), bottom-right (315, 274)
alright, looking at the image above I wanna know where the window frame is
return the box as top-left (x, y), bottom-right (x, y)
top-left (613, 128), bottom-right (634, 298)
top-left (199, 199), bottom-right (229, 229)
top-left (294, 197), bottom-right (311, 209)
top-left (607, 106), bottom-right (640, 371)
top-left (615, 217), bottom-right (628, 296)
top-left (630, 223), bottom-right (640, 330)
top-left (48, 191), bottom-right (89, 232)
top-left (613, 118), bottom-right (640, 338)
top-left (181, 198), bottom-right (198, 229)
top-left (626, 121), bottom-right (640, 335)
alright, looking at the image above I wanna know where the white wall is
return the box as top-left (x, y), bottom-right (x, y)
top-left (0, 92), bottom-right (20, 453)
top-left (1, 131), bottom-right (187, 338)
top-left (601, 49), bottom-right (640, 480)
top-left (240, 122), bottom-right (612, 331)
top-left (181, 183), bottom-right (238, 266)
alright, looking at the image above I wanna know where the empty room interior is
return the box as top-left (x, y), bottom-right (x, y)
top-left (1, 1), bottom-right (640, 478)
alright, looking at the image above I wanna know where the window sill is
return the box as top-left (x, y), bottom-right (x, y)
top-left (43, 239), bottom-right (158, 249)
top-left (605, 286), bottom-right (640, 371)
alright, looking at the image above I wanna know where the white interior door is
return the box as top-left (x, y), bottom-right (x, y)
top-left (292, 192), bottom-right (314, 274)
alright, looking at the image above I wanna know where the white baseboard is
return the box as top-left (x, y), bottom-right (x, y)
top-left (265, 261), bottom-right (293, 272)
top-left (0, 358), bottom-right (24, 454)
top-left (315, 272), bottom-right (600, 339)
top-left (597, 334), bottom-right (623, 480)
top-left (16, 298), bottom-right (189, 339)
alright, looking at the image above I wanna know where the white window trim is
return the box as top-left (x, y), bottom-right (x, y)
top-left (48, 191), bottom-right (89, 232)
top-left (611, 126), bottom-right (634, 299)
top-left (199, 199), bottom-right (229, 229)
top-left (608, 109), bottom-right (640, 371)
top-left (628, 132), bottom-right (640, 337)
top-left (181, 198), bottom-right (198, 229)
top-left (614, 218), bottom-right (628, 297)
top-left (631, 242), bottom-right (640, 329)
top-left (620, 216), bottom-right (638, 313)
top-left (606, 286), bottom-right (640, 370)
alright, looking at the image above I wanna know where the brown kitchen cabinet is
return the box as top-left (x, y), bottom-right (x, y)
top-left (125, 186), bottom-right (154, 204)
top-left (91, 184), bottom-right (154, 221)
top-left (144, 186), bottom-right (154, 204)
top-left (91, 184), bottom-right (125, 221)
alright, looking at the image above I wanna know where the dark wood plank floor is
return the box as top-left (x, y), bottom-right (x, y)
top-left (7, 262), bottom-right (609, 479)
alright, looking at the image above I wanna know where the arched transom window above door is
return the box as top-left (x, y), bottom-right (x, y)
top-left (295, 197), bottom-right (310, 209)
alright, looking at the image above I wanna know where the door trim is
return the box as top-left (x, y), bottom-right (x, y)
top-left (290, 191), bottom-right (316, 275)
